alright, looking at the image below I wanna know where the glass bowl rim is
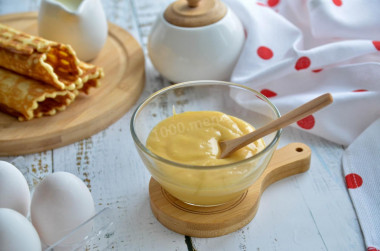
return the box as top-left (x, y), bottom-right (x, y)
top-left (130, 80), bottom-right (282, 170)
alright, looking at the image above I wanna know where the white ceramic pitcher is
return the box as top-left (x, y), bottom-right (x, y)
top-left (38, 0), bottom-right (108, 61)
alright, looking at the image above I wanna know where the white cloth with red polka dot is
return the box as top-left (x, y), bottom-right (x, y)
top-left (342, 118), bottom-right (380, 250)
top-left (224, 0), bottom-right (380, 249)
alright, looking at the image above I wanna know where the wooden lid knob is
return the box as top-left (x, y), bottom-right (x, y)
top-left (164, 0), bottom-right (227, 28)
top-left (187, 0), bottom-right (201, 7)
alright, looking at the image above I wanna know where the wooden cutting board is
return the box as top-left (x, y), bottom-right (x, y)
top-left (149, 143), bottom-right (311, 238)
top-left (0, 12), bottom-right (145, 156)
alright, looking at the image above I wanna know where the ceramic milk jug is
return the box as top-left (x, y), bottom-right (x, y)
top-left (38, 0), bottom-right (108, 61)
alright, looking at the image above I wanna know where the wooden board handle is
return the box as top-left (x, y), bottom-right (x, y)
top-left (259, 142), bottom-right (311, 192)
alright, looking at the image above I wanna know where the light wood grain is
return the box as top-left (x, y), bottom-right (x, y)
top-left (0, 12), bottom-right (145, 156)
top-left (187, 0), bottom-right (201, 8)
top-left (164, 0), bottom-right (227, 27)
top-left (150, 143), bottom-right (311, 237)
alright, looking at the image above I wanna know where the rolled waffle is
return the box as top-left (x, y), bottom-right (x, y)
top-left (0, 67), bottom-right (77, 121)
top-left (0, 23), bottom-right (104, 121)
top-left (0, 23), bottom-right (103, 92)
top-left (78, 61), bottom-right (104, 94)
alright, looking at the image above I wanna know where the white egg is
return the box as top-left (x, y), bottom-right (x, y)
top-left (31, 172), bottom-right (95, 246)
top-left (0, 160), bottom-right (31, 216)
top-left (0, 208), bottom-right (41, 251)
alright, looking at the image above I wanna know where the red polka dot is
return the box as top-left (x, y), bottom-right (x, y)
top-left (368, 247), bottom-right (380, 251)
top-left (297, 115), bottom-right (315, 130)
top-left (295, 57), bottom-right (311, 71)
top-left (312, 68), bottom-right (323, 73)
top-left (345, 173), bottom-right (363, 189)
top-left (353, 89), bottom-right (368, 92)
top-left (257, 46), bottom-right (273, 60)
top-left (260, 89), bottom-right (277, 98)
top-left (372, 41), bottom-right (380, 51)
top-left (267, 0), bottom-right (280, 7)
top-left (257, 2), bottom-right (267, 6)
top-left (332, 0), bottom-right (342, 6)
top-left (244, 28), bottom-right (247, 38)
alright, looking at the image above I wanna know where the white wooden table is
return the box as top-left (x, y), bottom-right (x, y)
top-left (0, 0), bottom-right (365, 250)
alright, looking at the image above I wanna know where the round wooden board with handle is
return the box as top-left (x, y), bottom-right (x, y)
top-left (149, 143), bottom-right (311, 238)
top-left (0, 12), bottom-right (145, 156)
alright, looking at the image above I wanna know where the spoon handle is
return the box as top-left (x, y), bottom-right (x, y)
top-left (219, 93), bottom-right (333, 158)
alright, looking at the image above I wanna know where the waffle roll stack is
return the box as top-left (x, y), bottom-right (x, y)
top-left (0, 68), bottom-right (77, 121)
top-left (0, 24), bottom-right (104, 121)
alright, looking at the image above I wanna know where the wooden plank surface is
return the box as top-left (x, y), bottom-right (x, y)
top-left (0, 0), bottom-right (365, 250)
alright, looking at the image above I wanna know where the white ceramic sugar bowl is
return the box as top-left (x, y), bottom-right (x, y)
top-left (148, 0), bottom-right (245, 83)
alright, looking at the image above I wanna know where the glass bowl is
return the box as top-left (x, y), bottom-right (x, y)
top-left (131, 80), bottom-right (281, 206)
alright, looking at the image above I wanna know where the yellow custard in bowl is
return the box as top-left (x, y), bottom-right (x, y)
top-left (131, 81), bottom-right (281, 206)
top-left (146, 110), bottom-right (266, 205)
top-left (147, 111), bottom-right (265, 166)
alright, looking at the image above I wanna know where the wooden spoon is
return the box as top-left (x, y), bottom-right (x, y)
top-left (218, 93), bottom-right (333, 158)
